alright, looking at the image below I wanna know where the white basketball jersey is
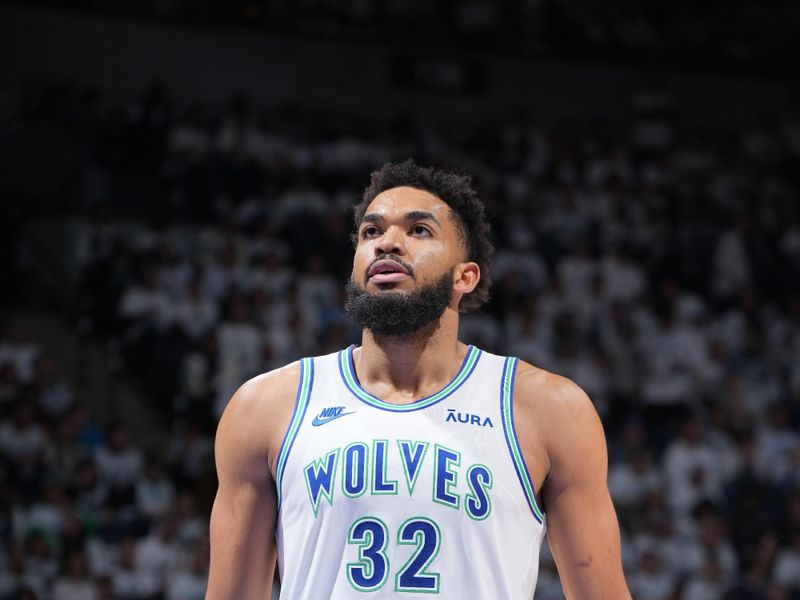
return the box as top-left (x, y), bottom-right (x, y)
top-left (275, 346), bottom-right (546, 599)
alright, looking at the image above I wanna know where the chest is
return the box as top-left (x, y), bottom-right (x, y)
top-left (275, 348), bottom-right (542, 524)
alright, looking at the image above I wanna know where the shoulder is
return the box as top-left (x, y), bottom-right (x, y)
top-left (216, 361), bottom-right (305, 461)
top-left (513, 359), bottom-right (596, 426)
top-left (511, 359), bottom-right (605, 472)
top-left (223, 361), bottom-right (302, 420)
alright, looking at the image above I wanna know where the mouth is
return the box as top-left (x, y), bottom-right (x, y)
top-left (367, 259), bottom-right (411, 284)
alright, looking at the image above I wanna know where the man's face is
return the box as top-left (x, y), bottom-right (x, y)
top-left (346, 186), bottom-right (476, 337)
top-left (351, 186), bottom-right (465, 296)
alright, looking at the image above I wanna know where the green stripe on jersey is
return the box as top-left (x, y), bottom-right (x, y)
top-left (502, 357), bottom-right (544, 521)
top-left (340, 346), bottom-right (481, 412)
top-left (276, 357), bottom-right (313, 507)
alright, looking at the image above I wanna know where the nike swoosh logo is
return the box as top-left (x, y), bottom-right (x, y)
top-left (311, 411), bottom-right (355, 427)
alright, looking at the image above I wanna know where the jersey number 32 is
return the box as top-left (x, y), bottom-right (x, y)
top-left (347, 517), bottom-right (441, 593)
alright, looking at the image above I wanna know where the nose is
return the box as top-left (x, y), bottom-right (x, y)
top-left (374, 226), bottom-right (406, 257)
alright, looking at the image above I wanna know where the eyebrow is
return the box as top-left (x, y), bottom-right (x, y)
top-left (360, 210), bottom-right (441, 227)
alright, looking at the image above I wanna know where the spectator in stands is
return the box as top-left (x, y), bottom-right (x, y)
top-left (94, 424), bottom-right (143, 493)
top-left (662, 416), bottom-right (725, 517)
top-left (51, 553), bottom-right (98, 600)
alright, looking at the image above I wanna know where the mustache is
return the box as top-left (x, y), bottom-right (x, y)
top-left (364, 254), bottom-right (415, 284)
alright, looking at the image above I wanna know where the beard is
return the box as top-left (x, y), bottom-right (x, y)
top-left (344, 269), bottom-right (454, 337)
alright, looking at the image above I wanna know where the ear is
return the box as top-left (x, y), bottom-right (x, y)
top-left (453, 262), bottom-right (480, 296)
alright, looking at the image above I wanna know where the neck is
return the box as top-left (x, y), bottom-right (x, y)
top-left (354, 308), bottom-right (467, 402)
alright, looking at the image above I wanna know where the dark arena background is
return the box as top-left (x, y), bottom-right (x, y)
top-left (1, 1), bottom-right (799, 599)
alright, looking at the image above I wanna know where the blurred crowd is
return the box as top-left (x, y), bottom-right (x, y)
top-left (0, 330), bottom-right (211, 600)
top-left (2, 77), bottom-right (800, 599)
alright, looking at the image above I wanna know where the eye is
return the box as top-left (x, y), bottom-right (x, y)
top-left (411, 224), bottom-right (432, 236)
top-left (361, 225), bottom-right (381, 238)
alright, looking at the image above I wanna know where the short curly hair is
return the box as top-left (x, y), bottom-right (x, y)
top-left (353, 159), bottom-right (493, 312)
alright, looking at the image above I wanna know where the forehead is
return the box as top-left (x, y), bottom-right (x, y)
top-left (364, 186), bottom-right (452, 221)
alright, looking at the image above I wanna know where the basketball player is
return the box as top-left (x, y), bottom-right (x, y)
top-left (205, 161), bottom-right (631, 599)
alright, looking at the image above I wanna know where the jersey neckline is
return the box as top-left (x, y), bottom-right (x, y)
top-left (338, 344), bottom-right (482, 412)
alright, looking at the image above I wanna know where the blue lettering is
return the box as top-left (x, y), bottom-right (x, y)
top-left (433, 445), bottom-right (460, 509)
top-left (343, 443), bottom-right (368, 497)
top-left (305, 450), bottom-right (339, 516)
top-left (372, 440), bottom-right (397, 494)
top-left (445, 410), bottom-right (494, 428)
top-left (466, 465), bottom-right (493, 520)
top-left (398, 440), bottom-right (428, 496)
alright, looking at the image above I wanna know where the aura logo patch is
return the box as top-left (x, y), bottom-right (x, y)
top-left (311, 406), bottom-right (354, 427)
top-left (445, 409), bottom-right (494, 428)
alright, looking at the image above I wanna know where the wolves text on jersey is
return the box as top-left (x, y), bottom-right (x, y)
top-left (304, 439), bottom-right (493, 521)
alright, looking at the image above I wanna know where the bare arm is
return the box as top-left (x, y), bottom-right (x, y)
top-left (517, 368), bottom-right (630, 599)
top-left (206, 366), bottom-right (299, 600)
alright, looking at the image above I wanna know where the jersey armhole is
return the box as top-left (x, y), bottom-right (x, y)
top-left (500, 356), bottom-right (545, 524)
top-left (275, 357), bottom-right (315, 510)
